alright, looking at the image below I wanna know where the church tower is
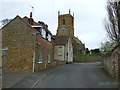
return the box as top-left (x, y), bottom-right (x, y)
top-left (56, 9), bottom-right (74, 38)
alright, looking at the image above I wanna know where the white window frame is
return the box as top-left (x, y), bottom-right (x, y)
top-left (41, 29), bottom-right (46, 38)
top-left (48, 54), bottom-right (50, 64)
top-left (2, 48), bottom-right (8, 56)
top-left (38, 53), bottom-right (42, 64)
top-left (48, 34), bottom-right (51, 42)
top-left (58, 47), bottom-right (62, 56)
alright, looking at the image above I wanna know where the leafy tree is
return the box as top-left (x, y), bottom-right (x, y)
top-left (90, 49), bottom-right (101, 56)
top-left (100, 41), bottom-right (116, 55)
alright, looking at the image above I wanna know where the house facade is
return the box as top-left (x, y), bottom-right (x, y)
top-left (2, 14), bottom-right (55, 72)
top-left (54, 36), bottom-right (73, 64)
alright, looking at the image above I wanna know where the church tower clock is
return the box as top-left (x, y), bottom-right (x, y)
top-left (56, 9), bottom-right (74, 38)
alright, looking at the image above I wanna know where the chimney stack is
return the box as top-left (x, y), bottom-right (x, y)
top-left (45, 24), bottom-right (48, 28)
top-left (30, 12), bottom-right (32, 18)
top-left (28, 12), bottom-right (34, 25)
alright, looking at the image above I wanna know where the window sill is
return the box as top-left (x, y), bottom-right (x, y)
top-left (38, 62), bottom-right (42, 64)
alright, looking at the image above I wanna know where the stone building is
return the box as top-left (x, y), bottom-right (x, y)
top-left (2, 14), bottom-right (55, 72)
top-left (56, 10), bottom-right (85, 54)
top-left (54, 36), bottom-right (73, 64)
top-left (73, 37), bottom-right (85, 54)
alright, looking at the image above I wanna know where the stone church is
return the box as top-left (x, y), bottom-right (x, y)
top-left (55, 10), bottom-right (85, 54)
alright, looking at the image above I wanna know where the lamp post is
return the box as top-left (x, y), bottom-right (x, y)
top-left (32, 32), bottom-right (39, 72)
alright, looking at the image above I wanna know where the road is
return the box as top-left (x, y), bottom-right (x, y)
top-left (34, 62), bottom-right (118, 88)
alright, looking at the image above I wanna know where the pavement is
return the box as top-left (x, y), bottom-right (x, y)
top-left (2, 71), bottom-right (31, 88)
top-left (2, 64), bottom-right (66, 88)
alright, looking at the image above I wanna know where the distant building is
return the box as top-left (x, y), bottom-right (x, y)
top-left (74, 37), bottom-right (85, 54)
top-left (2, 13), bottom-right (55, 72)
top-left (54, 36), bottom-right (73, 64)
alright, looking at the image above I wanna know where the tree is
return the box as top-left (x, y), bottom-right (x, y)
top-left (85, 48), bottom-right (90, 54)
top-left (104, 0), bottom-right (120, 44)
top-left (1, 19), bottom-right (12, 27)
top-left (100, 41), bottom-right (116, 55)
top-left (90, 49), bottom-right (101, 56)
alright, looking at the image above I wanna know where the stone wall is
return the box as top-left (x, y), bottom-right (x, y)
top-left (101, 56), bottom-right (113, 77)
top-left (101, 45), bottom-right (120, 80)
top-left (73, 56), bottom-right (101, 63)
top-left (34, 43), bottom-right (54, 72)
top-left (0, 30), bottom-right (2, 68)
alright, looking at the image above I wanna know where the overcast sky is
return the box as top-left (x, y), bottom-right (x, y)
top-left (0, 0), bottom-right (109, 50)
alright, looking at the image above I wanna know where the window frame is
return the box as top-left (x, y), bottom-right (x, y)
top-left (58, 46), bottom-right (63, 56)
top-left (63, 19), bottom-right (65, 25)
top-left (48, 34), bottom-right (51, 42)
top-left (41, 29), bottom-right (46, 39)
top-left (2, 48), bottom-right (8, 56)
top-left (38, 53), bottom-right (42, 64)
top-left (48, 54), bottom-right (50, 64)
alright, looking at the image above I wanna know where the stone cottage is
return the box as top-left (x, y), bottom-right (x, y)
top-left (2, 14), bottom-right (55, 72)
top-left (54, 35), bottom-right (73, 64)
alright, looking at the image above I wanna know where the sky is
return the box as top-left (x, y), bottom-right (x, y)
top-left (0, 0), bottom-right (109, 50)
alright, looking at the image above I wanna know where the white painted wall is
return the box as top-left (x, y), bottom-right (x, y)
top-left (54, 38), bottom-right (73, 63)
top-left (66, 38), bottom-right (73, 63)
top-left (54, 46), bottom-right (65, 61)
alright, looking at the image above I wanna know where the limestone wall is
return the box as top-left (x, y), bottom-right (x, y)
top-left (73, 56), bottom-right (101, 63)
top-left (101, 45), bottom-right (120, 80)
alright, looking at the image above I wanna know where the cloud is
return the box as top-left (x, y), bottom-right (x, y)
top-left (1, 0), bottom-right (108, 49)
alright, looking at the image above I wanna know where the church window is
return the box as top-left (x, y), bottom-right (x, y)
top-left (63, 19), bottom-right (65, 25)
top-left (72, 20), bottom-right (73, 25)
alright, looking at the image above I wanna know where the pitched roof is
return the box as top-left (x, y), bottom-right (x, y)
top-left (54, 35), bottom-right (70, 45)
top-left (23, 16), bottom-right (40, 25)
top-left (2, 15), bottom-right (53, 49)
top-left (2, 15), bottom-right (38, 33)
top-left (74, 37), bottom-right (82, 44)
top-left (36, 34), bottom-right (53, 49)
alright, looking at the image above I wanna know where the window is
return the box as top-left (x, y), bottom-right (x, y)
top-left (63, 19), bottom-right (65, 25)
top-left (38, 53), bottom-right (42, 64)
top-left (48, 54), bottom-right (50, 64)
top-left (58, 47), bottom-right (62, 56)
top-left (48, 34), bottom-right (51, 42)
top-left (41, 29), bottom-right (46, 38)
top-left (72, 20), bottom-right (73, 25)
top-left (2, 48), bottom-right (8, 56)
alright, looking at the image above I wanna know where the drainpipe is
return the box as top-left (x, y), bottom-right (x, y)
top-left (32, 32), bottom-right (39, 72)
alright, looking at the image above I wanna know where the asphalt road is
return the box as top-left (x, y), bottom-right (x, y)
top-left (34, 62), bottom-right (118, 88)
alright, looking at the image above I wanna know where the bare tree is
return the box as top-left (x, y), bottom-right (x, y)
top-left (1, 19), bottom-right (12, 27)
top-left (104, 0), bottom-right (120, 44)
